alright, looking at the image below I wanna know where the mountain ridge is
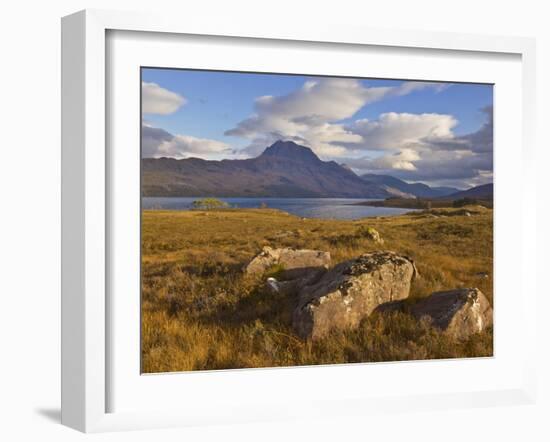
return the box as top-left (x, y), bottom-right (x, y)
top-left (141, 140), bottom-right (484, 199)
top-left (360, 173), bottom-right (460, 198)
top-left (142, 140), bottom-right (400, 198)
top-left (442, 183), bottom-right (493, 200)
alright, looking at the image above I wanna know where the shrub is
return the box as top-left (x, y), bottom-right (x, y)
top-left (356, 226), bottom-right (383, 243)
top-left (191, 198), bottom-right (229, 210)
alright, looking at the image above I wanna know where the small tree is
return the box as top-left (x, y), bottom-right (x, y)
top-left (191, 198), bottom-right (229, 210)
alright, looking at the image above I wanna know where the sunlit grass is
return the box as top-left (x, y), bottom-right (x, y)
top-left (141, 207), bottom-right (493, 373)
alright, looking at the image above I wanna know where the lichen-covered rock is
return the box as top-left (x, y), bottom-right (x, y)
top-left (377, 288), bottom-right (493, 340)
top-left (411, 288), bottom-right (492, 339)
top-left (245, 246), bottom-right (331, 280)
top-left (292, 251), bottom-right (417, 339)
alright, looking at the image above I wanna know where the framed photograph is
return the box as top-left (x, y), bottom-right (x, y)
top-left (61, 9), bottom-right (537, 432)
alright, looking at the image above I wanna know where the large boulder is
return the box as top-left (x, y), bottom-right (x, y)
top-left (292, 251), bottom-right (417, 340)
top-left (377, 288), bottom-right (493, 340)
top-left (245, 246), bottom-right (331, 280)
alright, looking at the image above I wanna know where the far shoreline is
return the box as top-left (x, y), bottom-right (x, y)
top-left (141, 196), bottom-right (417, 220)
top-left (352, 197), bottom-right (493, 210)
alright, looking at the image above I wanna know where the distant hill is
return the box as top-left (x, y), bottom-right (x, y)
top-left (361, 173), bottom-right (459, 198)
top-left (142, 140), bottom-right (410, 198)
top-left (443, 183), bottom-right (493, 200)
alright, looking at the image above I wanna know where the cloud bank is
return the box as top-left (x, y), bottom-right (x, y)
top-left (142, 124), bottom-right (230, 159)
top-left (142, 77), bottom-right (492, 186)
top-left (224, 78), bottom-right (447, 157)
top-left (343, 106), bottom-right (493, 186)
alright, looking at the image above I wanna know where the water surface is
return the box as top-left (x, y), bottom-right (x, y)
top-left (142, 197), bottom-right (416, 220)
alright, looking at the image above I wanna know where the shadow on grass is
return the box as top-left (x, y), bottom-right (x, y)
top-left (199, 282), bottom-right (297, 330)
top-left (178, 262), bottom-right (244, 277)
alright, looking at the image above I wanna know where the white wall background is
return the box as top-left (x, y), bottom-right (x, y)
top-left (0, 1), bottom-right (547, 440)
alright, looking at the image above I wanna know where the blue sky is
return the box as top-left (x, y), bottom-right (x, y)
top-left (141, 68), bottom-right (493, 187)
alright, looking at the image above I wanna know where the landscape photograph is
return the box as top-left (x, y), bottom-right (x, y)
top-left (141, 68), bottom-right (494, 373)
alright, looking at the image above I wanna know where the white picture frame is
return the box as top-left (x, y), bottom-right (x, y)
top-left (61, 9), bottom-right (537, 433)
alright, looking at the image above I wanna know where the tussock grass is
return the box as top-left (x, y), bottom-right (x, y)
top-left (141, 207), bottom-right (493, 373)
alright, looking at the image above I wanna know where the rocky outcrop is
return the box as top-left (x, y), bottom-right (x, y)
top-left (245, 246), bottom-right (331, 280)
top-left (248, 247), bottom-right (492, 343)
top-left (377, 288), bottom-right (493, 340)
top-left (292, 251), bottom-right (417, 340)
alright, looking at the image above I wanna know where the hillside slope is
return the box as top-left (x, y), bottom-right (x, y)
top-left (361, 173), bottom-right (459, 198)
top-left (142, 140), bottom-right (407, 198)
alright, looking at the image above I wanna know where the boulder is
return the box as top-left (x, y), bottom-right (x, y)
top-left (292, 251), bottom-right (417, 339)
top-left (377, 288), bottom-right (493, 340)
top-left (245, 246), bottom-right (331, 280)
top-left (411, 288), bottom-right (492, 339)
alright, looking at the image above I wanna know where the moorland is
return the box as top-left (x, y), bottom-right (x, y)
top-left (141, 205), bottom-right (493, 373)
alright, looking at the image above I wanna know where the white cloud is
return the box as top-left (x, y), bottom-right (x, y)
top-left (225, 78), bottom-right (446, 159)
top-left (142, 81), bottom-right (186, 115)
top-left (337, 107), bottom-right (493, 186)
top-left (156, 134), bottom-right (230, 159)
top-left (142, 125), bottom-right (174, 157)
top-left (142, 124), bottom-right (230, 159)
top-left (392, 81), bottom-right (449, 96)
top-left (345, 147), bottom-right (492, 186)
top-left (141, 77), bottom-right (492, 187)
top-left (349, 112), bottom-right (458, 151)
top-left (368, 149), bottom-right (421, 171)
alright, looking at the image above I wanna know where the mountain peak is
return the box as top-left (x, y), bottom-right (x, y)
top-left (142, 140), bottom-right (401, 198)
top-left (260, 140), bottom-right (320, 163)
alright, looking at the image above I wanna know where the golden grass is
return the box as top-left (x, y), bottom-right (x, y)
top-left (141, 207), bottom-right (493, 373)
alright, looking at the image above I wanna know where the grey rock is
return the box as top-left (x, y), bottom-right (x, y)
top-left (377, 288), bottom-right (493, 340)
top-left (411, 288), bottom-right (492, 339)
top-left (292, 251), bottom-right (417, 340)
top-left (245, 246), bottom-right (331, 280)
